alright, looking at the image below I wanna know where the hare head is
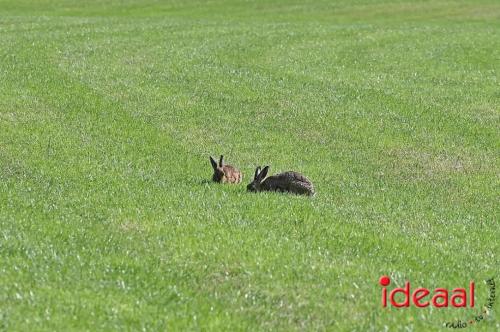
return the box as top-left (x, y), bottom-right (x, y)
top-left (246, 165), bottom-right (269, 192)
top-left (210, 155), bottom-right (226, 183)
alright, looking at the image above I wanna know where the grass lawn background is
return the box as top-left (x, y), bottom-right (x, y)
top-left (0, 0), bottom-right (498, 330)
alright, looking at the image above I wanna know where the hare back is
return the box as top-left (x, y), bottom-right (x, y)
top-left (262, 171), bottom-right (314, 195)
top-left (223, 165), bottom-right (242, 183)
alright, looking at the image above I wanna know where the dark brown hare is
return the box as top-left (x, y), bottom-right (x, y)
top-left (247, 166), bottom-right (315, 196)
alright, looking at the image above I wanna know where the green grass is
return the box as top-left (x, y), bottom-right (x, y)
top-left (0, 0), bottom-right (499, 330)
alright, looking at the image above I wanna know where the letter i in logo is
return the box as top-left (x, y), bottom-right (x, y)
top-left (380, 275), bottom-right (391, 307)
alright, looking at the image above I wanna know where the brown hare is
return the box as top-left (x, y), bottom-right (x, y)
top-left (247, 166), bottom-right (315, 196)
top-left (209, 155), bottom-right (242, 184)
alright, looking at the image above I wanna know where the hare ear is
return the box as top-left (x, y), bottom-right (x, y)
top-left (259, 166), bottom-right (269, 180)
top-left (209, 156), bottom-right (217, 170)
top-left (219, 155), bottom-right (224, 167)
top-left (254, 166), bottom-right (261, 180)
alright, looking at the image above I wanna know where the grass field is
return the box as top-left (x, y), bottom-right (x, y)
top-left (0, 0), bottom-right (499, 330)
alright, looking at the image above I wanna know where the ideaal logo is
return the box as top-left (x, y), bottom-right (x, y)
top-left (379, 276), bottom-right (475, 308)
top-left (379, 275), bottom-right (496, 328)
